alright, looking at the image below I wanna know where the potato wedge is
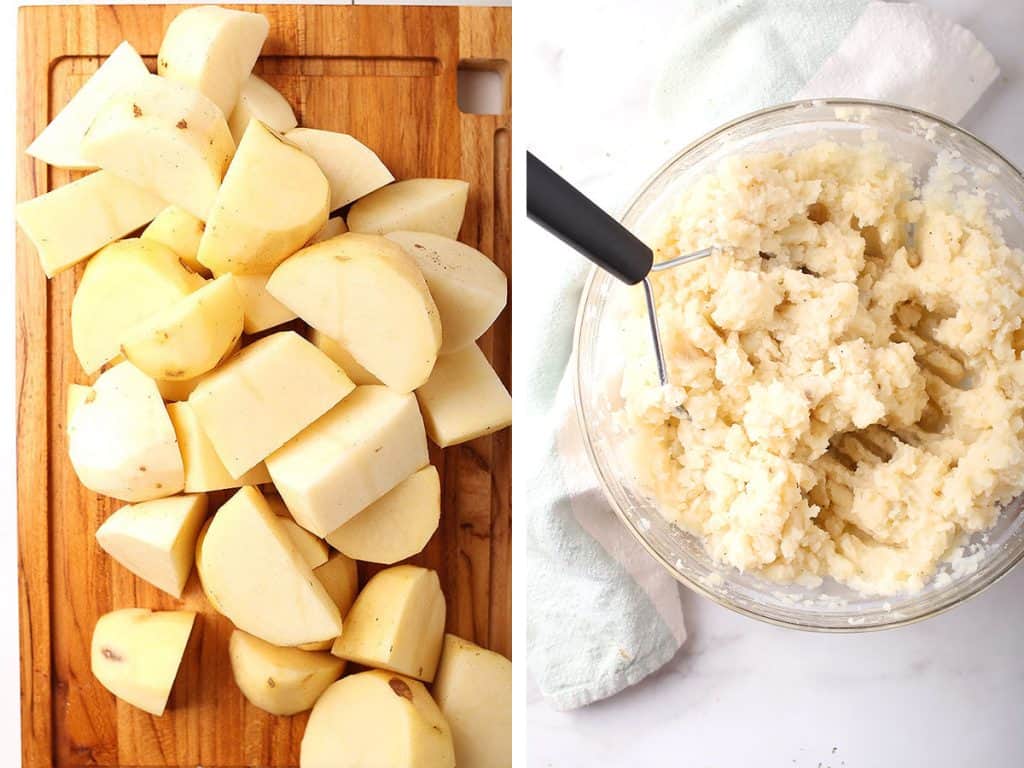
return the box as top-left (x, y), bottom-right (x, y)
top-left (188, 331), bottom-right (354, 477)
top-left (386, 231), bottom-right (508, 353)
top-left (347, 178), bottom-right (469, 239)
top-left (432, 635), bottom-right (512, 768)
top-left (326, 466), bottom-right (440, 564)
top-left (197, 120), bottom-right (329, 275)
top-left (71, 238), bottom-right (206, 374)
top-left (199, 486), bottom-right (342, 646)
top-left (142, 205), bottom-right (208, 275)
top-left (68, 362), bottom-right (185, 502)
top-left (194, 518), bottom-right (224, 613)
top-left (228, 74), bottom-right (297, 144)
top-left (81, 73), bottom-right (235, 221)
top-left (95, 494), bottom-right (208, 598)
top-left (309, 328), bottom-right (380, 386)
top-left (266, 385), bottom-right (429, 537)
top-left (296, 552), bottom-right (358, 652)
top-left (279, 518), bottom-right (329, 569)
top-left (230, 630), bottom-right (345, 716)
top-left (166, 401), bottom-right (271, 493)
top-left (331, 565), bottom-right (445, 682)
top-left (267, 233), bottom-right (441, 392)
top-left (233, 274), bottom-right (297, 334)
top-left (416, 345), bottom-right (512, 447)
top-left (301, 670), bottom-right (455, 768)
top-left (91, 608), bottom-right (196, 716)
top-left (16, 171), bottom-right (166, 278)
top-left (285, 128), bottom-right (394, 210)
top-left (121, 274), bottom-right (244, 381)
top-left (27, 41), bottom-right (149, 169)
top-left (158, 5), bottom-right (269, 117)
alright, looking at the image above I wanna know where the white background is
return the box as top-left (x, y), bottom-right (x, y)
top-left (2, 1), bottom-right (517, 766)
top-left (524, 1), bottom-right (1024, 767)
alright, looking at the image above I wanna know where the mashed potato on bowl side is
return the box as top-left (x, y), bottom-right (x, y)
top-left (618, 140), bottom-right (1024, 596)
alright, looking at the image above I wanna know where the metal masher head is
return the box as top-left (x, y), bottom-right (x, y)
top-left (526, 151), bottom-right (713, 409)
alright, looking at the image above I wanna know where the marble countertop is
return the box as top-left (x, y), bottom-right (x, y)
top-left (526, 2), bottom-right (1024, 766)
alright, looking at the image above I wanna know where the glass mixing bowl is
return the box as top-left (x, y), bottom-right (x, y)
top-left (573, 99), bottom-right (1024, 631)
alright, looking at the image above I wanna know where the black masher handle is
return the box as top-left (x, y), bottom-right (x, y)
top-left (526, 151), bottom-right (653, 285)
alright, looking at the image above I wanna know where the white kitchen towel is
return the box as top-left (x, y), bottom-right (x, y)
top-left (526, 0), bottom-right (998, 711)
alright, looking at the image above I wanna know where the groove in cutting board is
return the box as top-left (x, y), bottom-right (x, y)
top-left (16, 5), bottom-right (511, 767)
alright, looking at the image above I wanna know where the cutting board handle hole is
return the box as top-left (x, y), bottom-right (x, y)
top-left (457, 59), bottom-right (508, 115)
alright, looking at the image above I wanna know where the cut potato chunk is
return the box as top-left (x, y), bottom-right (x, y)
top-left (228, 74), bottom-right (297, 144)
top-left (230, 630), bottom-right (345, 716)
top-left (301, 670), bottom-right (455, 768)
top-left (96, 494), bottom-right (207, 598)
top-left (81, 73), bottom-right (235, 221)
top-left (27, 41), bottom-right (149, 169)
top-left (91, 608), bottom-right (196, 716)
top-left (154, 334), bottom-right (242, 402)
top-left (68, 362), bottom-right (185, 502)
top-left (332, 565), bottom-right (446, 682)
top-left (199, 486), bottom-right (342, 646)
top-left (308, 216), bottom-right (347, 245)
top-left (67, 383), bottom-right (92, 426)
top-left (432, 635), bottom-right (512, 768)
top-left (417, 345), bottom-right (511, 447)
top-left (310, 329), bottom-right (380, 386)
top-left (142, 205), bottom-right (208, 275)
top-left (189, 331), bottom-right (354, 476)
top-left (347, 178), bottom-right (469, 239)
top-left (194, 518), bottom-right (224, 613)
top-left (297, 552), bottom-right (358, 651)
top-left (234, 274), bottom-right (297, 334)
top-left (16, 171), bottom-right (166, 278)
top-left (72, 238), bottom-right (205, 374)
top-left (285, 128), bottom-right (394, 210)
top-left (166, 401), bottom-right (271, 493)
top-left (280, 518), bottom-right (329, 569)
top-left (266, 385), bottom-right (428, 537)
top-left (158, 6), bottom-right (270, 117)
top-left (387, 231), bottom-right (508, 353)
top-left (121, 274), bottom-right (244, 381)
top-left (198, 120), bottom-right (329, 275)
top-left (267, 233), bottom-right (441, 392)
top-left (326, 466), bottom-right (440, 564)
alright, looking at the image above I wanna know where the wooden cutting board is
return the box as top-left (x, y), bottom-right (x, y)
top-left (15, 5), bottom-right (511, 766)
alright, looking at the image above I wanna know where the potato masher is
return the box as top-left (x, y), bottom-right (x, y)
top-left (526, 151), bottom-right (712, 389)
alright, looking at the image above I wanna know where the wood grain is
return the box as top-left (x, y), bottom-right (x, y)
top-left (15, 6), bottom-right (512, 767)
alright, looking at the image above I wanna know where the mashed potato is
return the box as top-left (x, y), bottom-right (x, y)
top-left (619, 140), bottom-right (1024, 595)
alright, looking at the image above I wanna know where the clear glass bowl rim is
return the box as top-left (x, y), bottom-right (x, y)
top-left (571, 97), bottom-right (1024, 633)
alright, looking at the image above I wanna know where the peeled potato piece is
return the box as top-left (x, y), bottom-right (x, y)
top-left (297, 552), bottom-right (359, 652)
top-left (27, 41), bottom-right (149, 169)
top-left (96, 494), bottom-right (208, 598)
top-left (67, 383), bottom-right (91, 426)
top-left (228, 74), bottom-right (297, 144)
top-left (279, 518), bottom-right (329, 569)
top-left (285, 128), bottom-right (394, 210)
top-left (386, 231), bottom-right (508, 353)
top-left (188, 331), bottom-right (354, 477)
top-left (301, 670), bottom-right (455, 768)
top-left (230, 630), bottom-right (345, 716)
top-left (199, 486), bottom-right (342, 646)
top-left (332, 565), bottom-right (446, 682)
top-left (197, 120), bottom-right (329, 275)
top-left (142, 205), bottom-right (208, 275)
top-left (121, 274), bottom-right (244, 381)
top-left (310, 329), bottom-right (380, 386)
top-left (16, 171), bottom-right (166, 278)
top-left (266, 385), bottom-right (429, 537)
top-left (233, 274), bottom-right (297, 334)
top-left (166, 401), bottom-right (271, 493)
top-left (267, 233), bottom-right (441, 392)
top-left (153, 334), bottom-right (242, 403)
top-left (194, 518), bottom-right (224, 613)
top-left (432, 635), bottom-right (512, 768)
top-left (72, 238), bottom-right (205, 374)
top-left (91, 608), bottom-right (196, 716)
top-left (81, 73), bottom-right (235, 221)
top-left (158, 6), bottom-right (270, 117)
top-left (416, 345), bottom-right (512, 447)
top-left (347, 178), bottom-right (469, 239)
top-left (68, 362), bottom-right (185, 502)
top-left (326, 466), bottom-right (440, 564)
top-left (308, 216), bottom-right (347, 244)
